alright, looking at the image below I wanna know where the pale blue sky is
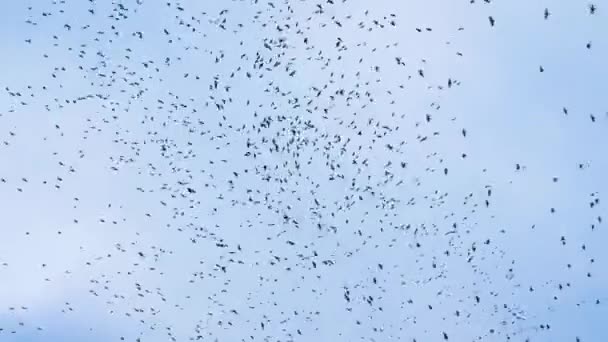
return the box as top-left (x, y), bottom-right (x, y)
top-left (0, 0), bottom-right (607, 341)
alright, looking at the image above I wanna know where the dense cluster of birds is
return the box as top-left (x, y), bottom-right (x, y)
top-left (0, 0), bottom-right (606, 341)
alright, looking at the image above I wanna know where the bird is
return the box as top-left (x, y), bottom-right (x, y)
top-left (0, 1), bottom-right (604, 341)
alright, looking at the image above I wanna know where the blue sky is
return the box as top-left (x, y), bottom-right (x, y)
top-left (0, 0), bottom-right (607, 341)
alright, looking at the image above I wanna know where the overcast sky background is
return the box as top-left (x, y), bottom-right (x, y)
top-left (0, 0), bottom-right (607, 341)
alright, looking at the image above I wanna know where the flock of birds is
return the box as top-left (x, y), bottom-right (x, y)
top-left (0, 0), bottom-right (606, 341)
